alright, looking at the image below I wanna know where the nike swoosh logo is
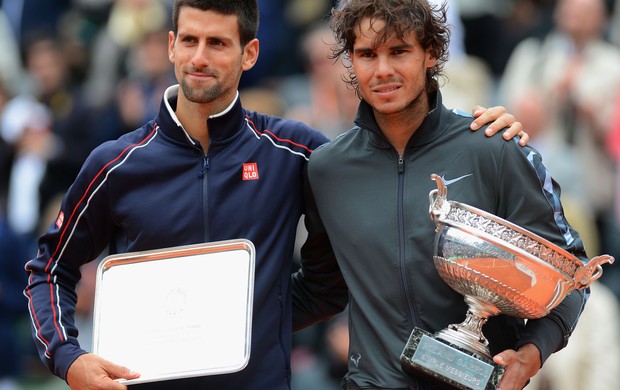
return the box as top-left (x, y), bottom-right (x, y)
top-left (440, 174), bottom-right (473, 186)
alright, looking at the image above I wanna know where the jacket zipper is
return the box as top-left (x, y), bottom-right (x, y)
top-left (202, 154), bottom-right (209, 241)
top-left (397, 154), bottom-right (416, 327)
top-left (398, 154), bottom-right (427, 390)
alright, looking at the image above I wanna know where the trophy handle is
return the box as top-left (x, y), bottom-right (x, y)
top-left (573, 255), bottom-right (615, 289)
top-left (429, 174), bottom-right (450, 223)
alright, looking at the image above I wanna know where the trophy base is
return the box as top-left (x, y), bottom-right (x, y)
top-left (400, 328), bottom-right (504, 390)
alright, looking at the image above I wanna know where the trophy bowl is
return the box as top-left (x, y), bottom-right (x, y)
top-left (400, 174), bottom-right (614, 390)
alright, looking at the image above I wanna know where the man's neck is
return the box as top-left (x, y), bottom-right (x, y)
top-left (173, 90), bottom-right (238, 152)
top-left (374, 97), bottom-right (430, 156)
top-left (175, 97), bottom-right (212, 151)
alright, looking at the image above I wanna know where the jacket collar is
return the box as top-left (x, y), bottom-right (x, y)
top-left (156, 85), bottom-right (246, 146)
top-left (354, 90), bottom-right (447, 151)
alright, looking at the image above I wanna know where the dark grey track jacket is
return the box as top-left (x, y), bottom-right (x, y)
top-left (293, 91), bottom-right (589, 389)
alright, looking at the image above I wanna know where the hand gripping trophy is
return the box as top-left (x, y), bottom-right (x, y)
top-left (400, 174), bottom-right (615, 390)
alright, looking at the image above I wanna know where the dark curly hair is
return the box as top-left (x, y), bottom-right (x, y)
top-left (330, 0), bottom-right (450, 95)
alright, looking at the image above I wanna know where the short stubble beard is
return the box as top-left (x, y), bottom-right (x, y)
top-left (180, 79), bottom-right (222, 104)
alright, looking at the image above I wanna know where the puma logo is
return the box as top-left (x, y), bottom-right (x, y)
top-left (350, 353), bottom-right (361, 368)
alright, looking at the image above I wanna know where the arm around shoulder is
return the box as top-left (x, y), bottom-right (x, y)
top-left (291, 169), bottom-right (348, 331)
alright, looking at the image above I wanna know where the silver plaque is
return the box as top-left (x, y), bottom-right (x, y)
top-left (92, 239), bottom-right (255, 385)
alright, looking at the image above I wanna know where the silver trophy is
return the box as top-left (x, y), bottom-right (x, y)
top-left (400, 174), bottom-right (614, 390)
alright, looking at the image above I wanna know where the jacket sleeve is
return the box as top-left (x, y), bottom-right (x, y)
top-left (291, 164), bottom-right (349, 331)
top-left (23, 149), bottom-right (115, 380)
top-left (496, 139), bottom-right (591, 365)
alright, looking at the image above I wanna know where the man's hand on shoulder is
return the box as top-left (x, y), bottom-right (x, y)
top-left (470, 105), bottom-right (529, 146)
top-left (66, 353), bottom-right (140, 390)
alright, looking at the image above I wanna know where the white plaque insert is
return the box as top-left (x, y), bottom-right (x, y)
top-left (92, 239), bottom-right (255, 385)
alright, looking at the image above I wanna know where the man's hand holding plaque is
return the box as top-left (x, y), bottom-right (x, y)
top-left (67, 353), bottom-right (140, 390)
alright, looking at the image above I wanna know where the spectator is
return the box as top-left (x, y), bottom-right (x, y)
top-left (605, 87), bottom-right (620, 297)
top-left (498, 0), bottom-right (620, 278)
top-left (0, 79), bottom-right (12, 198)
top-left (0, 9), bottom-right (25, 96)
top-left (1, 0), bottom-right (71, 45)
top-left (292, 311), bottom-right (349, 390)
top-left (433, 0), bottom-right (494, 111)
top-left (22, 33), bottom-right (100, 231)
top-left (278, 22), bottom-right (358, 140)
top-left (526, 281), bottom-right (620, 390)
top-left (92, 25), bottom-right (177, 146)
top-left (0, 210), bottom-right (30, 390)
top-left (0, 96), bottom-right (55, 242)
top-left (456, 0), bottom-right (554, 79)
top-left (610, 0), bottom-right (620, 45)
top-left (240, 0), bottom-right (306, 88)
top-left (0, 83), bottom-right (27, 390)
top-left (83, 0), bottom-right (171, 108)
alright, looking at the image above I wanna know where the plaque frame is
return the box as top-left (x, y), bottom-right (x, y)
top-left (92, 239), bottom-right (255, 385)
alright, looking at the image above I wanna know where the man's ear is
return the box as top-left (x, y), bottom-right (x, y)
top-left (425, 49), bottom-right (437, 70)
top-left (168, 31), bottom-right (176, 64)
top-left (242, 38), bottom-right (260, 71)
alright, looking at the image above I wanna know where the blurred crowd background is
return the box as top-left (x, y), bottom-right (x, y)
top-left (1, 0), bottom-right (620, 389)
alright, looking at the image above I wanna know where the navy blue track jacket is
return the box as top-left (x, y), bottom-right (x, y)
top-left (24, 85), bottom-right (337, 389)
